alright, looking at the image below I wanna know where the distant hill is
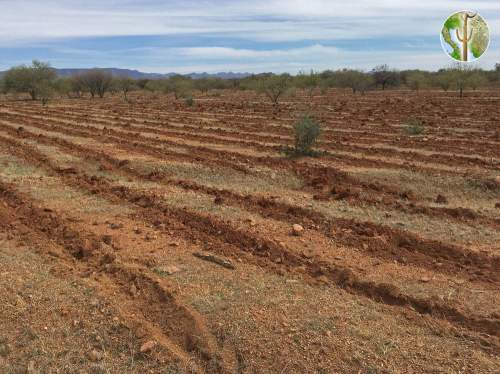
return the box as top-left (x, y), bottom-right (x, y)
top-left (0, 67), bottom-right (251, 80)
top-left (55, 68), bottom-right (165, 79)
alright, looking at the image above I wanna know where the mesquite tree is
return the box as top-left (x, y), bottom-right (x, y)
top-left (2, 60), bottom-right (56, 100)
top-left (257, 74), bottom-right (290, 106)
top-left (78, 69), bottom-right (113, 98)
top-left (406, 71), bottom-right (428, 92)
top-left (447, 64), bottom-right (472, 98)
top-left (295, 71), bottom-right (319, 101)
top-left (371, 65), bottom-right (399, 90)
top-left (115, 77), bottom-right (137, 101)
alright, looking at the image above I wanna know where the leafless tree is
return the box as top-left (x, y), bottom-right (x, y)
top-left (78, 69), bottom-right (113, 98)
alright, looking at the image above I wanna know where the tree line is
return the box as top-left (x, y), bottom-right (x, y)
top-left (1, 60), bottom-right (500, 105)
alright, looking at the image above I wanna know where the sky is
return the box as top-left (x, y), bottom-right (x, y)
top-left (0, 0), bottom-right (499, 73)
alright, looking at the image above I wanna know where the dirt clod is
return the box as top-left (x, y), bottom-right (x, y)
top-left (101, 235), bottom-right (112, 245)
top-left (88, 349), bottom-right (103, 362)
top-left (435, 195), bottom-right (448, 204)
top-left (292, 224), bottom-right (304, 236)
top-left (130, 284), bottom-right (138, 296)
top-left (140, 340), bottom-right (157, 353)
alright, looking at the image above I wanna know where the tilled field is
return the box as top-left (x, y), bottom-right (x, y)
top-left (0, 90), bottom-right (499, 373)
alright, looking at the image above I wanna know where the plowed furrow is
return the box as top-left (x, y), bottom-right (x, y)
top-left (3, 109), bottom-right (471, 175)
top-left (2, 120), bottom-right (497, 234)
top-left (1, 135), bottom-right (499, 348)
top-left (8, 107), bottom-right (499, 169)
top-left (0, 182), bottom-right (237, 374)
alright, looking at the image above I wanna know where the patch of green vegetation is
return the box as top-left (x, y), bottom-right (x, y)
top-left (283, 115), bottom-right (323, 158)
top-left (403, 118), bottom-right (425, 136)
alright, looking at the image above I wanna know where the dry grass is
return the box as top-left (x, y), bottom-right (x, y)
top-left (0, 233), bottom-right (180, 373)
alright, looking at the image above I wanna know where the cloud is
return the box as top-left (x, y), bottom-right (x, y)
top-left (174, 44), bottom-right (340, 59)
top-left (1, 0), bottom-right (499, 43)
top-left (0, 0), bottom-right (499, 72)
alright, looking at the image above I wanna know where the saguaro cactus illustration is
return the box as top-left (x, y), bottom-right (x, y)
top-left (456, 12), bottom-right (477, 61)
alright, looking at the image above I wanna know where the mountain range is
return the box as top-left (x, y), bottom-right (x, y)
top-left (0, 68), bottom-right (251, 80)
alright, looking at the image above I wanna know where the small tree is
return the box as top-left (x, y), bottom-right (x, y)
top-left (448, 64), bottom-right (472, 98)
top-left (371, 64), bottom-right (400, 90)
top-left (257, 74), bottom-right (290, 106)
top-left (53, 78), bottom-right (71, 98)
top-left (172, 79), bottom-right (193, 100)
top-left (335, 69), bottom-right (374, 94)
top-left (69, 75), bottom-right (85, 98)
top-left (160, 76), bottom-right (193, 100)
top-left (79, 69), bottom-right (113, 98)
top-left (145, 79), bottom-right (164, 93)
top-left (136, 79), bottom-right (150, 89)
top-left (284, 116), bottom-right (321, 157)
top-left (3, 60), bottom-right (56, 100)
top-left (38, 81), bottom-right (54, 106)
top-left (406, 71), bottom-right (428, 92)
top-left (115, 77), bottom-right (137, 101)
top-left (434, 70), bottom-right (454, 92)
top-left (295, 70), bottom-right (319, 101)
top-left (466, 71), bottom-right (488, 91)
top-left (194, 77), bottom-right (228, 94)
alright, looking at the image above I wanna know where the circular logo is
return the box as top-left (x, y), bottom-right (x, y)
top-left (440, 11), bottom-right (490, 62)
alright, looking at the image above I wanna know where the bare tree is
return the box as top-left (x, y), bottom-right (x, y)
top-left (115, 77), bottom-right (137, 101)
top-left (466, 70), bottom-right (488, 91)
top-left (79, 69), bottom-right (113, 98)
top-left (371, 64), bottom-right (400, 90)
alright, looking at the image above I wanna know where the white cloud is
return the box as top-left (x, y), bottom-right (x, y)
top-left (0, 0), bottom-right (499, 43)
top-left (1, 1), bottom-right (498, 72)
top-left (174, 44), bottom-right (340, 59)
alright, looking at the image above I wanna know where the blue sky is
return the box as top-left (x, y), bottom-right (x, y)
top-left (1, 0), bottom-right (499, 73)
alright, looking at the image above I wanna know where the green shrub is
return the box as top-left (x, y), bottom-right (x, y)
top-left (185, 97), bottom-right (194, 106)
top-left (404, 118), bottom-right (425, 135)
top-left (284, 116), bottom-right (321, 157)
